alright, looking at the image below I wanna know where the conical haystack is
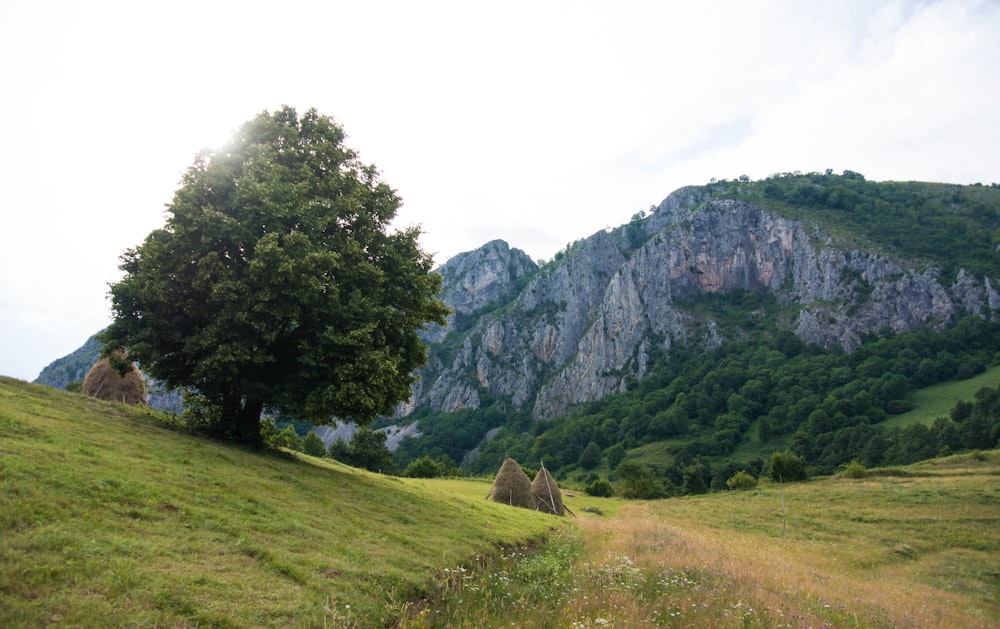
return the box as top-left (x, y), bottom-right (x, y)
top-left (531, 462), bottom-right (565, 516)
top-left (81, 354), bottom-right (147, 406)
top-left (489, 457), bottom-right (536, 509)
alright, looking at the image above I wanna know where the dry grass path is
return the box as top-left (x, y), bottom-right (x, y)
top-left (566, 470), bottom-right (999, 628)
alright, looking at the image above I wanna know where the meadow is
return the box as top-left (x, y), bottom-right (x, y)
top-left (406, 453), bottom-right (1000, 628)
top-left (2, 376), bottom-right (998, 627)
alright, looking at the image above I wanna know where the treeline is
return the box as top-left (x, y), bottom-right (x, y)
top-left (793, 383), bottom-right (1000, 470)
top-left (431, 314), bottom-right (1000, 490)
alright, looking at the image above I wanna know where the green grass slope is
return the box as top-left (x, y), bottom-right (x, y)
top-left (0, 377), bottom-right (560, 628)
top-left (884, 365), bottom-right (1000, 428)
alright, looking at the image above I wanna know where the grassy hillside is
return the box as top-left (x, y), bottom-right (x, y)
top-left (0, 377), bottom-right (562, 627)
top-left (3, 376), bottom-right (998, 627)
top-left (885, 365), bottom-right (1000, 428)
top-left (629, 454), bottom-right (1000, 627)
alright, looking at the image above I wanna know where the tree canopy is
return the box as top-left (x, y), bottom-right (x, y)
top-left (102, 107), bottom-right (449, 446)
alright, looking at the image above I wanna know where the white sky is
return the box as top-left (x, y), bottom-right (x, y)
top-left (2, 0), bottom-right (999, 382)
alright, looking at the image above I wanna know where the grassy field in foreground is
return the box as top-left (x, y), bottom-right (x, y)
top-left (411, 452), bottom-right (1000, 628)
top-left (0, 377), bottom-right (563, 627)
top-left (3, 376), bottom-right (998, 628)
top-left (621, 455), bottom-right (1000, 628)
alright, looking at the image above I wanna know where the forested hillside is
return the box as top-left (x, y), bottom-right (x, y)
top-left (457, 317), bottom-right (1000, 484)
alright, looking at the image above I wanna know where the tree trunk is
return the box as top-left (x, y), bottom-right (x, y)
top-left (235, 398), bottom-right (265, 448)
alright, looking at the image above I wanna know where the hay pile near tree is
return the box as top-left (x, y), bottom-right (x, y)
top-left (81, 353), bottom-right (147, 405)
top-left (531, 461), bottom-right (565, 516)
top-left (487, 457), bottom-right (536, 509)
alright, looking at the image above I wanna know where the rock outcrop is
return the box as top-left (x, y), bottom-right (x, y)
top-left (411, 190), bottom-right (1000, 420)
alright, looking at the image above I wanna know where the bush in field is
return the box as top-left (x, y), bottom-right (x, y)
top-left (956, 360), bottom-right (985, 380)
top-left (260, 417), bottom-right (279, 445)
top-left (586, 478), bottom-right (614, 497)
top-left (273, 425), bottom-right (303, 451)
top-left (841, 459), bottom-right (868, 478)
top-left (404, 456), bottom-right (445, 478)
top-left (769, 451), bottom-right (808, 482)
top-left (328, 427), bottom-right (397, 474)
top-left (578, 442), bottom-right (602, 469)
top-left (681, 463), bottom-right (709, 495)
top-left (615, 460), bottom-right (667, 499)
top-left (726, 470), bottom-right (758, 490)
top-left (605, 444), bottom-right (627, 470)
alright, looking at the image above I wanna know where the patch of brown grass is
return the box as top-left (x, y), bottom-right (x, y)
top-left (566, 465), bottom-right (999, 628)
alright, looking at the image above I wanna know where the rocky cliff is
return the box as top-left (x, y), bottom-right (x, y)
top-left (412, 186), bottom-right (1000, 420)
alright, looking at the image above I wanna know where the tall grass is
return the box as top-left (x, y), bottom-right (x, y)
top-left (406, 453), bottom-right (1000, 628)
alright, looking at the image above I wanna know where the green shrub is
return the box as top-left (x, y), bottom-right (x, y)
top-left (260, 417), bottom-right (279, 446)
top-left (273, 425), bottom-right (303, 451)
top-left (726, 470), bottom-right (758, 490)
top-left (769, 451), bottom-right (808, 482)
top-left (586, 478), bottom-right (614, 497)
top-left (956, 360), bottom-right (986, 380)
top-left (605, 444), bottom-right (626, 470)
top-left (615, 460), bottom-right (667, 499)
top-left (302, 431), bottom-right (327, 457)
top-left (578, 442), bottom-right (602, 469)
top-left (681, 463), bottom-right (710, 495)
top-left (841, 460), bottom-right (868, 479)
top-left (329, 427), bottom-right (396, 474)
top-left (404, 456), bottom-right (444, 478)
top-left (886, 399), bottom-right (914, 414)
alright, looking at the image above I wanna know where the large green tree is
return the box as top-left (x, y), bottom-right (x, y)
top-left (102, 107), bottom-right (449, 446)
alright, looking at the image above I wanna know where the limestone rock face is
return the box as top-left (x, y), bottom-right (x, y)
top-left (313, 421), bottom-right (418, 452)
top-left (422, 239), bottom-right (538, 344)
top-left (409, 189), bottom-right (1000, 420)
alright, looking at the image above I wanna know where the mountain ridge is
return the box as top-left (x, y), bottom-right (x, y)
top-left (35, 172), bottom-right (1000, 470)
top-left (410, 175), bottom-right (1000, 422)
